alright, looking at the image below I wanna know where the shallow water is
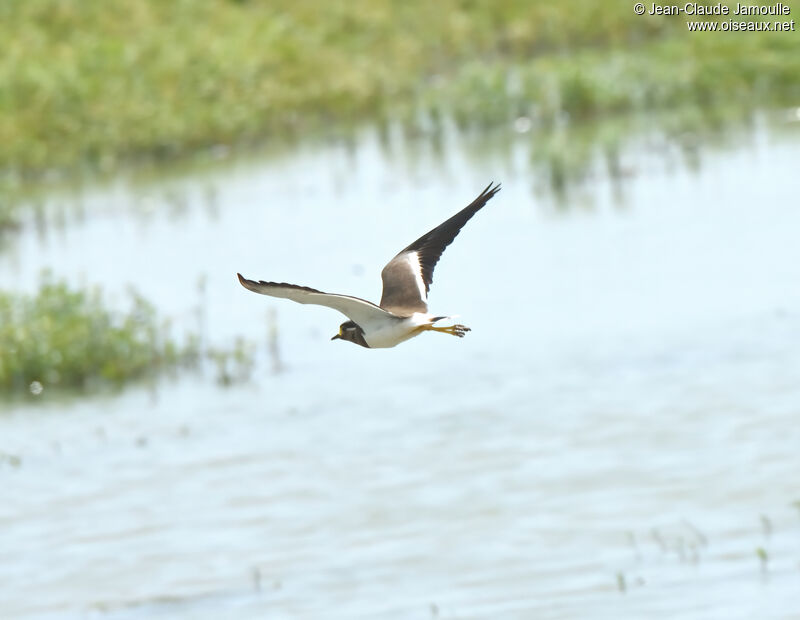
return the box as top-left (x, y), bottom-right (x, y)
top-left (2, 121), bottom-right (800, 619)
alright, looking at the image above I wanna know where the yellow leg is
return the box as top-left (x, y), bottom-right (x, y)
top-left (423, 323), bottom-right (471, 338)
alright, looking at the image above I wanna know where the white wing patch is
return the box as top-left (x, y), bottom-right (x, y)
top-left (405, 251), bottom-right (427, 302)
top-left (237, 274), bottom-right (398, 326)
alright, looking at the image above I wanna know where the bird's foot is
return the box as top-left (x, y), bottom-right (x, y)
top-left (430, 323), bottom-right (471, 338)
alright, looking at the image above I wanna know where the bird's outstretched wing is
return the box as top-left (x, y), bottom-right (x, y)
top-left (237, 274), bottom-right (399, 325)
top-left (379, 182), bottom-right (501, 315)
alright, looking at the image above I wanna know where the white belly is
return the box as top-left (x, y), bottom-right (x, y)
top-left (362, 313), bottom-right (433, 348)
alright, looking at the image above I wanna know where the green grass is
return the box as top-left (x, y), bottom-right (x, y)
top-left (420, 33), bottom-right (800, 130)
top-left (0, 274), bottom-right (265, 396)
top-left (1, 0), bottom-right (798, 193)
top-left (0, 275), bottom-right (193, 394)
top-left (3, 0), bottom-right (779, 181)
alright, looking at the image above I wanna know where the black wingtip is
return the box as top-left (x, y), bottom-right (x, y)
top-left (483, 181), bottom-right (502, 198)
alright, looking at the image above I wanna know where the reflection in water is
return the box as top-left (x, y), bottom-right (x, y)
top-left (6, 107), bottom-right (788, 240)
top-left (1, 118), bottom-right (800, 619)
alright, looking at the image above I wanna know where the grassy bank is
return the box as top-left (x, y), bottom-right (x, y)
top-left (3, 0), bottom-right (798, 188)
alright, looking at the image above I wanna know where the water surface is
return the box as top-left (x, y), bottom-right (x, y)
top-left (1, 122), bottom-right (800, 619)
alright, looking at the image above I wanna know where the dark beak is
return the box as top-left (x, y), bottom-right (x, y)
top-left (331, 334), bottom-right (340, 340)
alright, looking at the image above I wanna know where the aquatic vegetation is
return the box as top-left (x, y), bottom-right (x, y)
top-left (0, 201), bottom-right (19, 234)
top-left (2, 0), bottom-right (797, 189)
top-left (0, 451), bottom-right (22, 468)
top-left (0, 275), bottom-right (193, 394)
top-left (207, 337), bottom-right (256, 387)
top-left (0, 275), bottom-right (265, 397)
top-left (755, 547), bottom-right (769, 572)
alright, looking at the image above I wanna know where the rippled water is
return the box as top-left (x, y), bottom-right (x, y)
top-left (2, 122), bottom-right (800, 619)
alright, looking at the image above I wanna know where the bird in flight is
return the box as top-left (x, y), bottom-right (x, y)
top-left (238, 182), bottom-right (501, 348)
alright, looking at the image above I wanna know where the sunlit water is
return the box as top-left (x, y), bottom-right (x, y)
top-left (1, 120), bottom-right (800, 619)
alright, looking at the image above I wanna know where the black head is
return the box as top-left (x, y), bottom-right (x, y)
top-left (331, 320), bottom-right (370, 348)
